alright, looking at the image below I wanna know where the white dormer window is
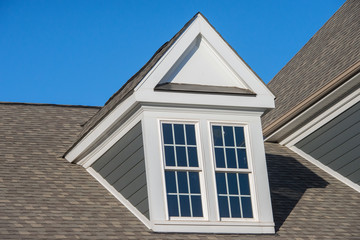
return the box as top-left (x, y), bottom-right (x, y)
top-left (65, 12), bottom-right (275, 234)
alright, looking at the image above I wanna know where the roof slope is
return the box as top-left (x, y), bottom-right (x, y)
top-left (262, 0), bottom-right (360, 134)
top-left (1, 103), bottom-right (360, 239)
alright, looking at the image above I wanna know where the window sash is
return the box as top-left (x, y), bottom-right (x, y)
top-left (161, 122), bottom-right (204, 219)
top-left (211, 124), bottom-right (254, 219)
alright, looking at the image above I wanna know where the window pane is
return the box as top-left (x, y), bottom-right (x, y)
top-left (187, 147), bottom-right (198, 167)
top-left (218, 196), bottom-right (230, 218)
top-left (185, 125), bottom-right (196, 145)
top-left (174, 124), bottom-right (185, 145)
top-left (176, 146), bottom-right (187, 167)
top-left (179, 195), bottom-right (191, 217)
top-left (230, 196), bottom-right (241, 218)
top-left (223, 126), bottom-right (234, 146)
top-left (215, 173), bottom-right (227, 194)
top-left (165, 171), bottom-right (177, 193)
top-left (164, 146), bottom-right (175, 166)
top-left (167, 195), bottom-right (179, 217)
top-left (238, 174), bottom-right (250, 195)
top-left (215, 148), bottom-right (225, 168)
top-left (162, 123), bottom-right (173, 144)
top-left (177, 171), bottom-right (189, 193)
top-left (212, 126), bottom-right (223, 146)
top-left (241, 197), bottom-right (253, 218)
top-left (235, 126), bottom-right (246, 147)
top-left (189, 172), bottom-right (200, 194)
top-left (227, 173), bottom-right (238, 195)
top-left (237, 149), bottom-right (248, 169)
top-left (226, 148), bottom-right (237, 168)
top-left (191, 196), bottom-right (203, 217)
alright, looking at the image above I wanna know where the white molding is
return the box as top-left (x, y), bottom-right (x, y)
top-left (87, 168), bottom-right (153, 229)
top-left (64, 95), bottom-right (137, 163)
top-left (281, 89), bottom-right (360, 146)
top-left (151, 221), bottom-right (274, 234)
top-left (289, 146), bottom-right (360, 193)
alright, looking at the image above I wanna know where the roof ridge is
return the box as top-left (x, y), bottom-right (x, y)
top-left (0, 101), bottom-right (101, 109)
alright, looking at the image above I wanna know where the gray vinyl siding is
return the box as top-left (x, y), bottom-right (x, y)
top-left (92, 122), bottom-right (149, 218)
top-left (296, 101), bottom-right (360, 185)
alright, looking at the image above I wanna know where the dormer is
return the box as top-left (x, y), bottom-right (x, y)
top-left (64, 13), bottom-right (275, 234)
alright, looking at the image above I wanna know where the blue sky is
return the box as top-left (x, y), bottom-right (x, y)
top-left (0, 0), bottom-right (345, 106)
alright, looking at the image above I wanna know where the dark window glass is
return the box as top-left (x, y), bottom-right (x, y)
top-left (235, 127), bottom-right (245, 147)
top-left (239, 174), bottom-right (250, 195)
top-left (226, 148), bottom-right (237, 168)
top-left (164, 146), bottom-right (175, 166)
top-left (177, 171), bottom-right (189, 193)
top-left (241, 197), bottom-right (253, 218)
top-left (174, 124), bottom-right (185, 145)
top-left (227, 173), bottom-right (238, 195)
top-left (179, 195), bottom-right (191, 217)
top-left (223, 126), bottom-right (234, 146)
top-left (218, 196), bottom-right (230, 218)
top-left (185, 125), bottom-right (196, 145)
top-left (176, 146), bottom-right (187, 167)
top-left (162, 123), bottom-right (173, 144)
top-left (191, 196), bottom-right (203, 217)
top-left (237, 149), bottom-right (248, 169)
top-left (189, 172), bottom-right (200, 194)
top-left (230, 197), bottom-right (241, 218)
top-left (165, 171), bottom-right (177, 193)
top-left (167, 195), bottom-right (179, 217)
top-left (187, 147), bottom-right (198, 167)
top-left (215, 173), bottom-right (227, 194)
top-left (212, 126), bottom-right (223, 146)
top-left (215, 148), bottom-right (225, 168)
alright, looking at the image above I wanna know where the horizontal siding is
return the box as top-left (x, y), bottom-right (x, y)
top-left (295, 101), bottom-right (360, 186)
top-left (91, 122), bottom-right (149, 218)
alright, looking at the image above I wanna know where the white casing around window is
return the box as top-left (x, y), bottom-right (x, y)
top-left (141, 105), bottom-right (274, 234)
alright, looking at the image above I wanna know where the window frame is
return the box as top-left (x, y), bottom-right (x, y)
top-left (209, 122), bottom-right (258, 222)
top-left (159, 120), bottom-right (208, 221)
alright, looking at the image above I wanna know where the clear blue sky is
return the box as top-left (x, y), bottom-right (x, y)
top-left (0, 0), bottom-right (345, 106)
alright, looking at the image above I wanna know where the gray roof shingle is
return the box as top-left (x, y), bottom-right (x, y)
top-left (262, 0), bottom-right (360, 135)
top-left (1, 102), bottom-right (359, 239)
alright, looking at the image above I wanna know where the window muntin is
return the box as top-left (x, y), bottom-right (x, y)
top-left (212, 125), bottom-right (253, 219)
top-left (162, 123), bottom-right (203, 218)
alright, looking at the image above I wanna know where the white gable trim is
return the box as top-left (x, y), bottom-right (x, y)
top-left (135, 14), bottom-right (274, 100)
top-left (64, 95), bottom-right (137, 163)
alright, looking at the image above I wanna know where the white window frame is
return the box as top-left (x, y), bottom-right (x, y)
top-left (159, 120), bottom-right (208, 221)
top-left (209, 122), bottom-right (258, 222)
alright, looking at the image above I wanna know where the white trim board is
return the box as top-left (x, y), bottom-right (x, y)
top-left (289, 146), bottom-right (360, 193)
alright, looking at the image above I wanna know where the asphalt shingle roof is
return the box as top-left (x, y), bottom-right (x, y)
top-left (262, 0), bottom-right (360, 134)
top-left (1, 103), bottom-right (359, 239)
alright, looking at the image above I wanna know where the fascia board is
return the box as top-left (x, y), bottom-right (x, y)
top-left (64, 95), bottom-right (137, 163)
top-left (266, 73), bottom-right (360, 143)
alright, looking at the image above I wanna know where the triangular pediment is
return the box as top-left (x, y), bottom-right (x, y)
top-left (135, 13), bottom-right (274, 107)
top-left (158, 36), bottom-right (249, 89)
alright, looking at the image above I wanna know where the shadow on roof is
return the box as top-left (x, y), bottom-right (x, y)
top-left (266, 153), bottom-right (329, 232)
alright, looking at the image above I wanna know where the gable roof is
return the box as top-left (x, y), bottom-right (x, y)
top-left (262, 0), bottom-right (360, 137)
top-left (65, 12), bottom-right (269, 157)
top-left (1, 102), bottom-right (360, 239)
